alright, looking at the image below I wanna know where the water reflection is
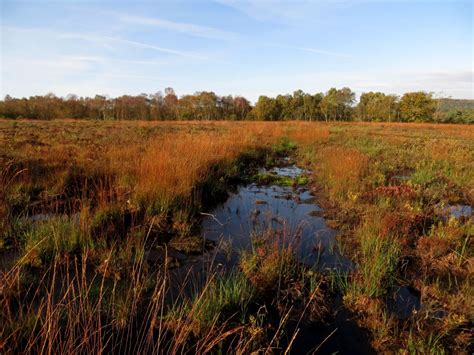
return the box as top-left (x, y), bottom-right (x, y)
top-left (201, 165), bottom-right (352, 271)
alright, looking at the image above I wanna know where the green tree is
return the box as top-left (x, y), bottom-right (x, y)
top-left (251, 96), bottom-right (281, 121)
top-left (399, 91), bottom-right (436, 122)
top-left (321, 87), bottom-right (355, 121)
top-left (357, 92), bottom-right (399, 121)
top-left (303, 93), bottom-right (323, 121)
top-left (195, 91), bottom-right (219, 120)
top-left (275, 94), bottom-right (292, 120)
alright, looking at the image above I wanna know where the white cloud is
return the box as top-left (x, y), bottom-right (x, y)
top-left (118, 14), bottom-right (237, 40)
top-left (265, 43), bottom-right (353, 58)
top-left (215, 0), bottom-right (345, 24)
top-left (3, 26), bottom-right (205, 59)
top-left (400, 70), bottom-right (473, 84)
top-left (58, 32), bottom-right (205, 59)
top-left (295, 46), bottom-right (352, 58)
top-left (344, 70), bottom-right (474, 98)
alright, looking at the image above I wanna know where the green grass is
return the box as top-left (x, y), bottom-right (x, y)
top-left (167, 271), bottom-right (256, 335)
top-left (21, 216), bottom-right (92, 266)
top-left (406, 331), bottom-right (446, 355)
top-left (273, 136), bottom-right (297, 155)
top-left (355, 220), bottom-right (400, 297)
top-left (2, 121), bottom-right (473, 354)
top-left (253, 172), bottom-right (309, 187)
top-left (296, 122), bottom-right (473, 353)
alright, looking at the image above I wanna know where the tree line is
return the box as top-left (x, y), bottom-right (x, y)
top-left (1, 88), bottom-right (472, 123)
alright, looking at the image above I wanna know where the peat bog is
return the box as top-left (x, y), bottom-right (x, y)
top-left (0, 120), bottom-right (473, 354)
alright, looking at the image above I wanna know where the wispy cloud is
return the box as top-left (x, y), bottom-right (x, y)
top-left (99, 73), bottom-right (169, 81)
top-left (400, 70), bottom-right (473, 83)
top-left (345, 70), bottom-right (474, 97)
top-left (291, 46), bottom-right (353, 58)
top-left (58, 32), bottom-right (205, 59)
top-left (59, 55), bottom-right (169, 67)
top-left (3, 26), bottom-right (205, 59)
top-left (266, 43), bottom-right (352, 58)
top-left (117, 14), bottom-right (237, 40)
top-left (215, 0), bottom-right (342, 24)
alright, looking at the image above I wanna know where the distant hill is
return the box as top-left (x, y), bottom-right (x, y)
top-left (436, 98), bottom-right (474, 112)
top-left (433, 98), bottom-right (474, 123)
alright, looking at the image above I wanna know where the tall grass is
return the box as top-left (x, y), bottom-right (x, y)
top-left (299, 121), bottom-right (473, 353)
top-left (1, 120), bottom-right (473, 353)
top-left (1, 245), bottom-right (261, 354)
top-left (1, 120), bottom-right (334, 354)
top-left (314, 145), bottom-right (370, 202)
top-left (352, 214), bottom-right (400, 298)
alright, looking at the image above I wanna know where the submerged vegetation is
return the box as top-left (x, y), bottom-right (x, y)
top-left (0, 119), bottom-right (473, 353)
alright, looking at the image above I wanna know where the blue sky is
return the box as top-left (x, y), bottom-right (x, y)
top-left (1, 0), bottom-right (472, 101)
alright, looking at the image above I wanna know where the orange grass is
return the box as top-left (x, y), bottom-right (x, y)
top-left (0, 120), bottom-right (331, 354)
top-left (1, 119), bottom-right (473, 354)
top-left (315, 146), bottom-right (370, 201)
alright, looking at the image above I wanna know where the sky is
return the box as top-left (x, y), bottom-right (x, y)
top-left (1, 0), bottom-right (473, 102)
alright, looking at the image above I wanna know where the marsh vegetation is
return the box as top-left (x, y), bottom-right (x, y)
top-left (0, 120), bottom-right (472, 354)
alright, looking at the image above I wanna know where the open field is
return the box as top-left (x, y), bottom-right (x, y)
top-left (0, 120), bottom-right (473, 354)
